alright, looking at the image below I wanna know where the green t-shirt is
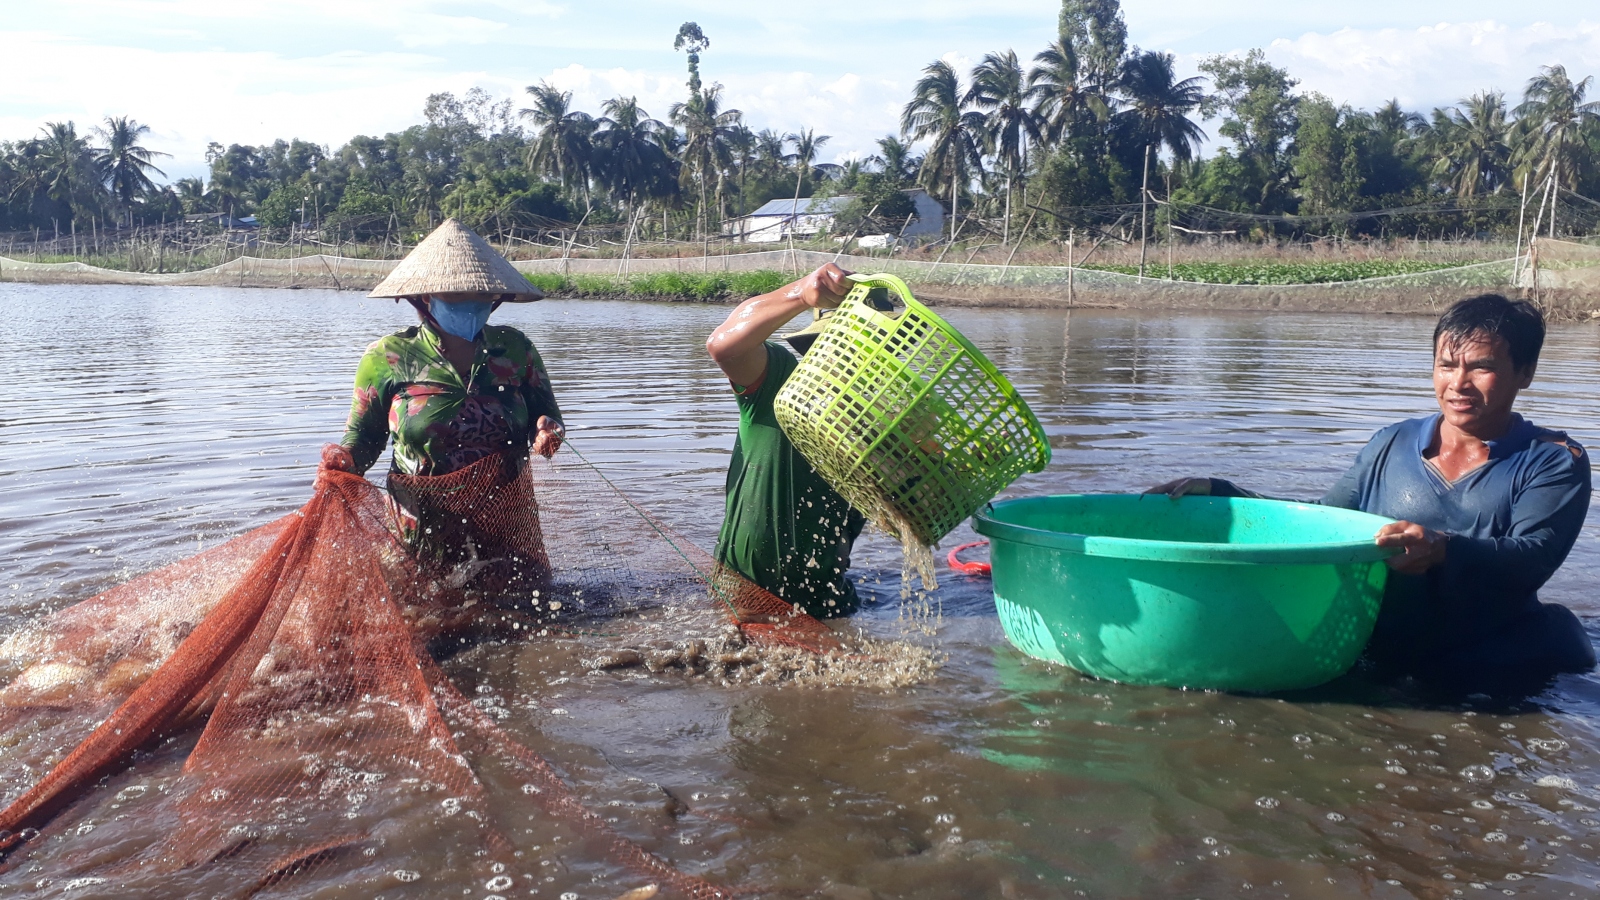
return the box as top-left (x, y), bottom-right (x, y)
top-left (714, 342), bottom-right (866, 618)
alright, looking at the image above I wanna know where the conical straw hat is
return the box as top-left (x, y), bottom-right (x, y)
top-left (369, 218), bottom-right (543, 301)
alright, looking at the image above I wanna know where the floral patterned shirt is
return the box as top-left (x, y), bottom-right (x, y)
top-left (341, 322), bottom-right (562, 476)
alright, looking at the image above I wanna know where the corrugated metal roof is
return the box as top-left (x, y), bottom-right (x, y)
top-left (745, 196), bottom-right (855, 217)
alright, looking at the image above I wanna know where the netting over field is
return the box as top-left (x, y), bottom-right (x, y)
top-left (1, 242), bottom-right (1593, 315)
top-left (0, 442), bottom-right (872, 897)
top-left (1528, 239), bottom-right (1600, 296)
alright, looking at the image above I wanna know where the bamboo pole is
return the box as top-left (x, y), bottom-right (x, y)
top-left (1001, 209), bottom-right (1037, 272)
top-left (1513, 176), bottom-right (1529, 283)
top-left (1137, 144), bottom-right (1151, 281)
top-left (1165, 174), bottom-right (1174, 280)
top-left (1067, 227), bottom-right (1075, 308)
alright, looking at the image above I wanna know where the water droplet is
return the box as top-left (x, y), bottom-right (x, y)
top-left (1461, 765), bottom-right (1495, 784)
top-left (1484, 832), bottom-right (1507, 843)
top-left (1293, 734), bottom-right (1312, 746)
top-left (392, 870), bottom-right (421, 883)
top-left (1255, 796), bottom-right (1279, 809)
top-left (485, 875), bottom-right (513, 891)
top-left (1325, 812), bottom-right (1345, 822)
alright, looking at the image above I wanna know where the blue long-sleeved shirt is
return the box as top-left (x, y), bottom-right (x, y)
top-left (1319, 414), bottom-right (1590, 666)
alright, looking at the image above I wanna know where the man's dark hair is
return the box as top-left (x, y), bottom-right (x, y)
top-left (1433, 294), bottom-right (1545, 372)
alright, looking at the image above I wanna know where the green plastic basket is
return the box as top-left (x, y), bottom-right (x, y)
top-left (773, 274), bottom-right (1051, 546)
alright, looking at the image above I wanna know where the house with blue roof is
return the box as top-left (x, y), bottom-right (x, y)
top-left (721, 189), bottom-right (945, 245)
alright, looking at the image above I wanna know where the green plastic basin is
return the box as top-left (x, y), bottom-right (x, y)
top-left (972, 494), bottom-right (1396, 692)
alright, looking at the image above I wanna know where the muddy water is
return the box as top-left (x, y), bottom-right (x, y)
top-left (2, 284), bottom-right (1599, 899)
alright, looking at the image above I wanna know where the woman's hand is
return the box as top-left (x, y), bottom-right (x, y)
top-left (532, 416), bottom-right (564, 459)
top-left (784, 263), bottom-right (854, 309)
top-left (1144, 477), bottom-right (1213, 499)
top-left (1375, 520), bottom-right (1448, 574)
top-left (320, 443), bottom-right (355, 473)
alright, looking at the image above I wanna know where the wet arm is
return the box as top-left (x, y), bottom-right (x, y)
top-left (705, 264), bottom-right (853, 388)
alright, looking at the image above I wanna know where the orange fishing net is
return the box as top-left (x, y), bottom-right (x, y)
top-left (0, 442), bottom-right (840, 896)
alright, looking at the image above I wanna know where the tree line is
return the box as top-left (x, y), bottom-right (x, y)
top-left (2, 0), bottom-right (1597, 249)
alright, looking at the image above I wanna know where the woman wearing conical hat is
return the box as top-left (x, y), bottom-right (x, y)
top-left (324, 219), bottom-right (562, 599)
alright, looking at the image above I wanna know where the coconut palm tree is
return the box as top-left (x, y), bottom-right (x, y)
top-left (1372, 98), bottom-right (1424, 141)
top-left (93, 117), bottom-right (168, 219)
top-left (753, 129), bottom-right (790, 181)
top-left (1421, 92), bottom-right (1511, 199)
top-left (874, 135), bottom-right (920, 184)
top-left (778, 129), bottom-right (830, 243)
top-left (726, 123), bottom-right (757, 214)
top-left (1115, 50), bottom-right (1206, 164)
top-left (521, 82), bottom-right (595, 203)
top-left (901, 60), bottom-right (986, 241)
top-left (1515, 64), bottom-right (1600, 191)
top-left (786, 129), bottom-right (831, 193)
top-left (592, 96), bottom-right (673, 213)
top-left (670, 83), bottom-right (742, 237)
top-left (1027, 38), bottom-right (1108, 146)
top-left (31, 121), bottom-right (103, 227)
top-left (969, 50), bottom-right (1041, 239)
top-left (173, 176), bottom-right (211, 214)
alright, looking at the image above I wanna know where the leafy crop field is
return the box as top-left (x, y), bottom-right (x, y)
top-left (1079, 260), bottom-right (1472, 284)
top-left (523, 259), bottom-right (1505, 300)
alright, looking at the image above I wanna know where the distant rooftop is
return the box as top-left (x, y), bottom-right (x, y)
top-left (744, 196), bottom-right (855, 218)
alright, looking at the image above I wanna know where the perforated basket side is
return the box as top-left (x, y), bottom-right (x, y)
top-left (775, 274), bottom-right (1052, 544)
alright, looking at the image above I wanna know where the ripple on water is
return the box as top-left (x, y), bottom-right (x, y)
top-left (2, 287), bottom-right (1599, 897)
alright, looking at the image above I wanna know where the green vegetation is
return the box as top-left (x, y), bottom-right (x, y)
top-left (521, 263), bottom-right (1477, 297)
top-left (525, 270), bottom-right (789, 301)
top-left (1, 1), bottom-right (1597, 250)
top-left (1080, 260), bottom-right (1467, 284)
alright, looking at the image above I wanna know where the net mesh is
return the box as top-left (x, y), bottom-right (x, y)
top-left (3, 247), bottom-right (1583, 317)
top-left (0, 442), bottom-right (846, 897)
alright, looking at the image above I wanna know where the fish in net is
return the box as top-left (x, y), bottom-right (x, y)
top-left (0, 440), bottom-right (858, 897)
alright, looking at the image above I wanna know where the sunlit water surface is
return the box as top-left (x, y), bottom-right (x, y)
top-left (2, 284), bottom-right (1599, 899)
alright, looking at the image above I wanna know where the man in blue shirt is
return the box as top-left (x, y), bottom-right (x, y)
top-left (1154, 295), bottom-right (1593, 688)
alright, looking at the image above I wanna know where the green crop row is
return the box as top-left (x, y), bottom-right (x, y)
top-left (525, 270), bottom-right (790, 301)
top-left (1079, 260), bottom-right (1470, 285)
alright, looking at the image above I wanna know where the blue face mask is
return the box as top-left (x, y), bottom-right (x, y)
top-left (428, 297), bottom-right (494, 341)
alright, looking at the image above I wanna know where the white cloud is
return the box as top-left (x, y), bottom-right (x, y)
top-left (4, 7), bottom-right (1599, 180)
top-left (0, 30), bottom-right (464, 179)
top-left (1209, 20), bottom-right (1600, 112)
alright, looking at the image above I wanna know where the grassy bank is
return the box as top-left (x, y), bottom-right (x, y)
top-left (525, 270), bottom-right (790, 301)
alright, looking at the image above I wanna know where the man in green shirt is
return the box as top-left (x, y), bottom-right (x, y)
top-left (706, 263), bottom-right (866, 618)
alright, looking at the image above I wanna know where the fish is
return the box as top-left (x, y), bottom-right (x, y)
top-left (1, 662), bottom-right (94, 707)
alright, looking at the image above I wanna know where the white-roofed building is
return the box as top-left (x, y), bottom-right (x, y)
top-left (722, 189), bottom-right (946, 245)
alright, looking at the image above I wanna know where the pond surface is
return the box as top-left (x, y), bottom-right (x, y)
top-left (2, 284), bottom-right (1599, 899)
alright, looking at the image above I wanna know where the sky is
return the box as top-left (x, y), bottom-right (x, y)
top-left (1, 1), bottom-right (1597, 183)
